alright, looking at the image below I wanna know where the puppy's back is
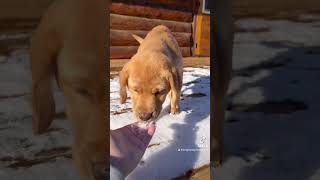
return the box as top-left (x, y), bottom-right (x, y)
top-left (137, 25), bottom-right (183, 59)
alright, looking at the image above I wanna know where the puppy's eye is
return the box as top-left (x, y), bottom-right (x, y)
top-left (133, 89), bottom-right (140, 93)
top-left (154, 90), bottom-right (164, 96)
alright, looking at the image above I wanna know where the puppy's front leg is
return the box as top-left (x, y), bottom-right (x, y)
top-left (167, 90), bottom-right (179, 114)
top-left (167, 70), bottom-right (181, 114)
top-left (170, 90), bottom-right (180, 114)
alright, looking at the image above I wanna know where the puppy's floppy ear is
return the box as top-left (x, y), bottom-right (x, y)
top-left (30, 28), bottom-right (58, 135)
top-left (132, 34), bottom-right (144, 44)
top-left (119, 63), bottom-right (130, 104)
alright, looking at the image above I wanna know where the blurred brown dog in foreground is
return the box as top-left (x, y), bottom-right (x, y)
top-left (212, 0), bottom-right (234, 166)
top-left (30, 0), bottom-right (108, 179)
top-left (119, 25), bottom-right (183, 122)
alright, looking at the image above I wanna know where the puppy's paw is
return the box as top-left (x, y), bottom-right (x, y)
top-left (169, 106), bottom-right (180, 115)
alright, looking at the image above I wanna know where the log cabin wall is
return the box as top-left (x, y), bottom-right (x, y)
top-left (110, 0), bottom-right (196, 59)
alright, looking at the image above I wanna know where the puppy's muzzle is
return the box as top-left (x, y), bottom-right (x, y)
top-left (138, 112), bottom-right (153, 121)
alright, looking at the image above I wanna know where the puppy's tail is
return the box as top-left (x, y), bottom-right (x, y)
top-left (132, 34), bottom-right (144, 44)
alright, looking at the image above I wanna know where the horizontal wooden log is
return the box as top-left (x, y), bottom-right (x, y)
top-left (111, 14), bottom-right (192, 33)
top-left (110, 46), bottom-right (138, 59)
top-left (110, 29), bottom-right (192, 47)
top-left (110, 57), bottom-right (210, 72)
top-left (112, 0), bottom-right (194, 12)
top-left (180, 47), bottom-right (192, 57)
top-left (110, 46), bottom-right (191, 59)
top-left (111, 2), bottom-right (193, 22)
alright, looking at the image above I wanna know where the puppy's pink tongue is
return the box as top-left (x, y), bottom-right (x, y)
top-left (147, 121), bottom-right (156, 135)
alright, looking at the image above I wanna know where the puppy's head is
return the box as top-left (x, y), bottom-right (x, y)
top-left (120, 52), bottom-right (177, 122)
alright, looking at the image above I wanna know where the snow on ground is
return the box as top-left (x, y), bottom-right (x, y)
top-left (213, 18), bottom-right (320, 180)
top-left (110, 67), bottom-right (211, 179)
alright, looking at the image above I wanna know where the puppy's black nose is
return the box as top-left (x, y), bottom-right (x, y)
top-left (139, 112), bottom-right (152, 121)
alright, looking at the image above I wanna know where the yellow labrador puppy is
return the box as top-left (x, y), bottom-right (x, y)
top-left (30, 0), bottom-right (108, 179)
top-left (119, 25), bottom-right (183, 122)
top-left (212, 0), bottom-right (234, 166)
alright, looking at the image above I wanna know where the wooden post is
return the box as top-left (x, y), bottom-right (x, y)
top-left (194, 15), bottom-right (210, 56)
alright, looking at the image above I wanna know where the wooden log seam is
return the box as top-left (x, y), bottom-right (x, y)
top-left (110, 29), bottom-right (192, 47)
top-left (111, 0), bottom-right (194, 12)
top-left (110, 14), bottom-right (192, 33)
top-left (110, 46), bottom-right (191, 59)
top-left (111, 2), bottom-right (193, 22)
